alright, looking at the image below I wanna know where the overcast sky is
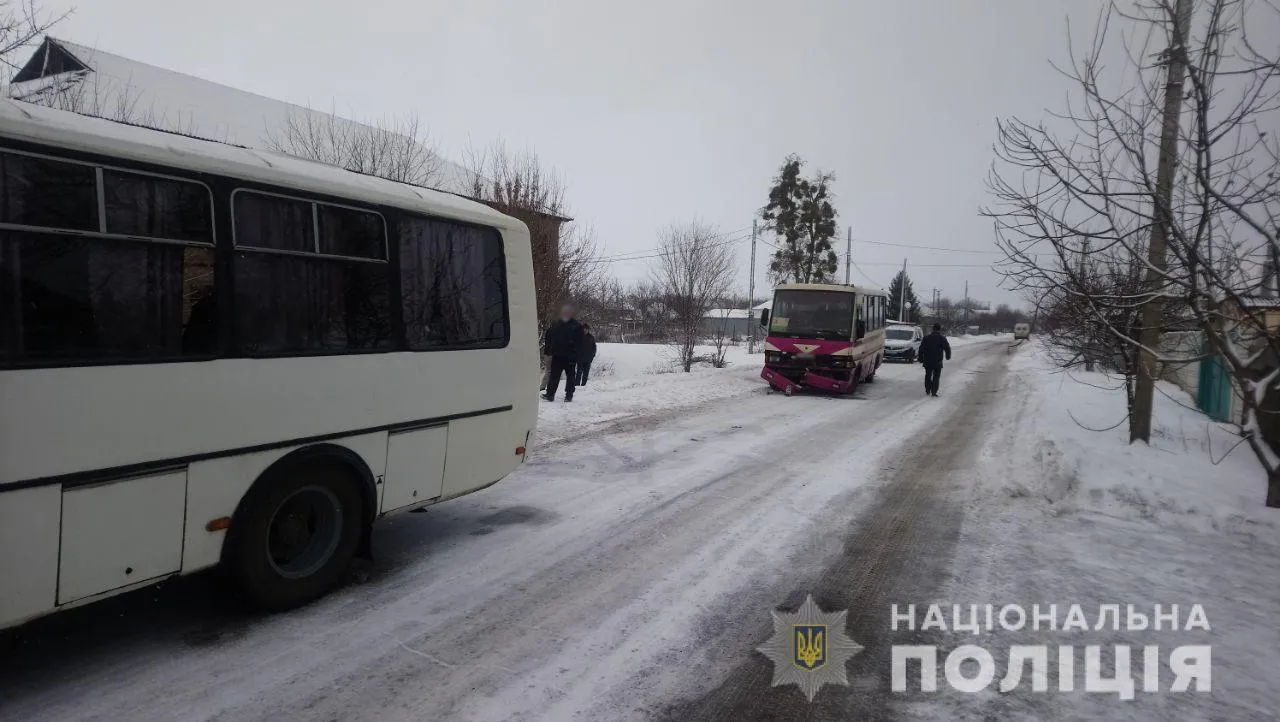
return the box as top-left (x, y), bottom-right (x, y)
top-left (39, 0), bottom-right (1116, 309)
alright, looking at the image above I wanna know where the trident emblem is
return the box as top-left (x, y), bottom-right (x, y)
top-left (793, 625), bottom-right (827, 669)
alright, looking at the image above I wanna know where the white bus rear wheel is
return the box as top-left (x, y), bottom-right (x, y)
top-left (226, 462), bottom-right (365, 611)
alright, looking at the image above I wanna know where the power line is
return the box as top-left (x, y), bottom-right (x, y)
top-left (586, 227), bottom-right (753, 265)
top-left (853, 261), bottom-right (994, 268)
top-left (850, 237), bottom-right (1004, 255)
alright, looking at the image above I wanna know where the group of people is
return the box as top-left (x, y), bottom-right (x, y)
top-left (541, 304), bottom-right (597, 402)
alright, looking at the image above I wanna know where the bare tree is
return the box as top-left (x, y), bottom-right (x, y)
top-left (0, 1), bottom-right (67, 84)
top-left (265, 107), bottom-right (443, 187)
top-left (575, 275), bottom-right (627, 340)
top-left (985, 0), bottom-right (1280, 506)
top-left (706, 310), bottom-right (733, 368)
top-left (626, 280), bottom-right (672, 343)
top-left (652, 221), bottom-right (736, 372)
top-left (465, 140), bottom-right (601, 328)
top-left (927, 297), bottom-right (965, 332)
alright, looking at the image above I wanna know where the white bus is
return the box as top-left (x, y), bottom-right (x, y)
top-left (0, 99), bottom-right (539, 629)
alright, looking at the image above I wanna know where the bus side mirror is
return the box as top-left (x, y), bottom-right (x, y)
top-left (759, 309), bottom-right (769, 328)
top-left (856, 320), bottom-right (866, 339)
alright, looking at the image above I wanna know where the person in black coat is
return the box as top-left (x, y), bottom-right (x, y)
top-left (577, 323), bottom-right (598, 386)
top-left (542, 305), bottom-right (584, 401)
top-left (917, 324), bottom-right (952, 397)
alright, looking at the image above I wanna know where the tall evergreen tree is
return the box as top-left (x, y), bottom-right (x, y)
top-left (760, 155), bottom-right (839, 284)
top-left (887, 269), bottom-right (921, 322)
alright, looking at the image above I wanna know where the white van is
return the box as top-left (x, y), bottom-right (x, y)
top-left (883, 324), bottom-right (923, 362)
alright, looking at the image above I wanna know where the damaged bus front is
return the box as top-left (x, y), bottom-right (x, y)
top-left (759, 283), bottom-right (888, 396)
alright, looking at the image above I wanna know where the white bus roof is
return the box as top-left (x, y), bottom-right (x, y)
top-left (774, 282), bottom-right (888, 296)
top-left (0, 99), bottom-right (520, 232)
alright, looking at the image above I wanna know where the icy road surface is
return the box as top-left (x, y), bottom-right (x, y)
top-left (1, 341), bottom-right (1012, 720)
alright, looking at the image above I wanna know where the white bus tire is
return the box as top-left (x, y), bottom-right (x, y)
top-left (225, 461), bottom-right (365, 611)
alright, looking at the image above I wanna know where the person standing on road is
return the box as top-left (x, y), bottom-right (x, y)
top-left (542, 304), bottom-right (584, 402)
top-left (918, 323), bottom-right (951, 397)
top-left (577, 323), bottom-right (598, 386)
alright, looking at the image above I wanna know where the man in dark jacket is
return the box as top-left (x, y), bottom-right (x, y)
top-left (577, 323), bottom-right (598, 386)
top-left (917, 324), bottom-right (952, 397)
top-left (542, 304), bottom-right (584, 402)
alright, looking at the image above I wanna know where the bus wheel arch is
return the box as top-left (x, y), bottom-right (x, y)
top-left (222, 444), bottom-right (376, 610)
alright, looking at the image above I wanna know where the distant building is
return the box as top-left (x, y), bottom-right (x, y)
top-left (703, 308), bottom-right (754, 339)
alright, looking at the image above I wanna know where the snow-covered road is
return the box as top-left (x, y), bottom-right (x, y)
top-left (0, 341), bottom-right (1013, 721)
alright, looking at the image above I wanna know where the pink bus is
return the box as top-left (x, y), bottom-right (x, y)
top-left (759, 283), bottom-right (889, 396)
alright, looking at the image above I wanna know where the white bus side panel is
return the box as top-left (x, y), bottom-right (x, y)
top-left (59, 470), bottom-right (186, 604)
top-left (441, 414), bottom-right (524, 501)
top-left (181, 431), bottom-right (388, 574)
top-left (0, 350), bottom-right (522, 486)
top-left (0, 486), bottom-right (60, 629)
top-left (383, 426), bottom-right (448, 513)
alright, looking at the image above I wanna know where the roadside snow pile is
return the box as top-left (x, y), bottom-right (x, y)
top-left (985, 341), bottom-right (1267, 530)
top-left (926, 341), bottom-right (1280, 720)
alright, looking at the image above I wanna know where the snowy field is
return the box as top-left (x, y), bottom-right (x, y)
top-left (1, 335), bottom-right (1274, 721)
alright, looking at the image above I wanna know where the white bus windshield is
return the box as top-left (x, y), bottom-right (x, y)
top-left (769, 291), bottom-right (855, 340)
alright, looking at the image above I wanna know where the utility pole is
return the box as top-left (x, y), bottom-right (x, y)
top-left (898, 258), bottom-right (908, 321)
top-left (1133, 0), bottom-right (1192, 444)
top-left (748, 219), bottom-right (758, 354)
top-left (844, 227), bottom-right (851, 285)
top-left (963, 280), bottom-right (969, 332)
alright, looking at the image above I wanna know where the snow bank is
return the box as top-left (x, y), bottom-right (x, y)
top-left (930, 340), bottom-right (1280, 719)
top-left (984, 341), bottom-right (1265, 528)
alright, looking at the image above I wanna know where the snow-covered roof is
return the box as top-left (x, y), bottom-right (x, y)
top-left (8, 37), bottom-right (473, 194)
top-left (0, 98), bottom-right (520, 231)
top-left (704, 309), bottom-right (753, 319)
top-left (1236, 295), bottom-right (1280, 310)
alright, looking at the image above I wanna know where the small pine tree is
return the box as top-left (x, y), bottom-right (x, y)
top-left (761, 155), bottom-right (839, 284)
top-left (887, 270), bottom-right (921, 323)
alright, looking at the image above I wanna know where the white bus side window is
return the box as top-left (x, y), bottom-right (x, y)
top-left (0, 152), bottom-right (215, 364)
top-left (103, 169), bottom-right (213, 243)
top-left (231, 191), bottom-right (392, 354)
top-left (398, 216), bottom-right (507, 349)
top-left (0, 152), bottom-right (98, 231)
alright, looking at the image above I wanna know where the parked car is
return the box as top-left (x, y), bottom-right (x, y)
top-left (1014, 322), bottom-right (1031, 340)
top-left (883, 324), bottom-right (923, 362)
